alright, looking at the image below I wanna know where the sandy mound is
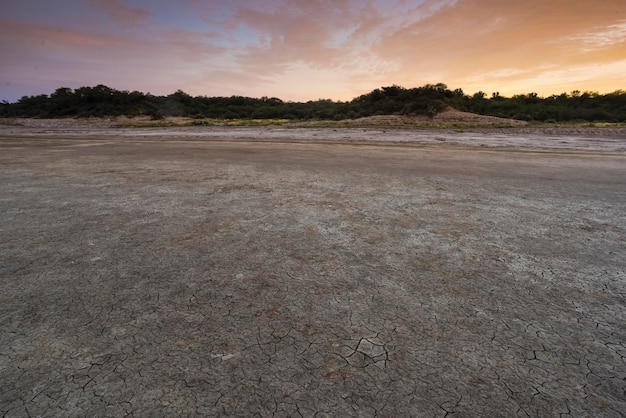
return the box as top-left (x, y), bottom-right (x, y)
top-left (342, 108), bottom-right (526, 126)
top-left (344, 115), bottom-right (424, 124)
top-left (433, 108), bottom-right (527, 125)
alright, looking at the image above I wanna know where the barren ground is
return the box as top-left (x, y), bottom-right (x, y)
top-left (0, 125), bottom-right (625, 417)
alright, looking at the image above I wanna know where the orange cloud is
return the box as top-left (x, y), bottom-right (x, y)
top-left (369, 0), bottom-right (626, 95)
top-left (221, 0), bottom-right (625, 98)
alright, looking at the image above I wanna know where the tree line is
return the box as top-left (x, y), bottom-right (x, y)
top-left (1, 83), bottom-right (625, 122)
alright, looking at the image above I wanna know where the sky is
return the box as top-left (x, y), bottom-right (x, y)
top-left (1, 0), bottom-right (625, 102)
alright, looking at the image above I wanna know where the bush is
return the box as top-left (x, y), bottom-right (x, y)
top-left (513, 113), bottom-right (533, 121)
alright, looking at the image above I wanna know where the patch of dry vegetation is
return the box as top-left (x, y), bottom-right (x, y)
top-left (115, 118), bottom-right (291, 128)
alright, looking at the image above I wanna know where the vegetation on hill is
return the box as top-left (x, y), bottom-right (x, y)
top-left (1, 83), bottom-right (625, 122)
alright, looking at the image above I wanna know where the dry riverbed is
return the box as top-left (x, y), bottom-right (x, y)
top-left (0, 126), bottom-right (625, 416)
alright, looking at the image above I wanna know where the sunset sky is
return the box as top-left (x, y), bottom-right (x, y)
top-left (1, 0), bottom-right (625, 102)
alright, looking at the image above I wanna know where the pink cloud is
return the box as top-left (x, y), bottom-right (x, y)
top-left (1, 19), bottom-right (225, 63)
top-left (159, 29), bottom-right (226, 62)
top-left (230, 0), bottom-right (359, 74)
top-left (0, 18), bottom-right (230, 100)
top-left (90, 0), bottom-right (152, 25)
top-left (0, 20), bottom-right (139, 53)
top-left (2, 0), bottom-right (625, 101)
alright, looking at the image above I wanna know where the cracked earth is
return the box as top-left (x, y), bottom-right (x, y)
top-left (0, 133), bottom-right (625, 417)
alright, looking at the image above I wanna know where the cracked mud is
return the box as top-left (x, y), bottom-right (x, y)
top-left (1, 134), bottom-right (625, 417)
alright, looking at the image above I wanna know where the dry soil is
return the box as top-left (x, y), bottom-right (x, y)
top-left (0, 128), bottom-right (625, 417)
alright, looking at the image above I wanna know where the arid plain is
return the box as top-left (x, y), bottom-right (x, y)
top-left (1, 122), bottom-right (625, 416)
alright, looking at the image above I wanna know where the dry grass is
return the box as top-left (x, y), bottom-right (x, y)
top-left (115, 118), bottom-right (291, 128)
top-left (0, 119), bottom-right (23, 126)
